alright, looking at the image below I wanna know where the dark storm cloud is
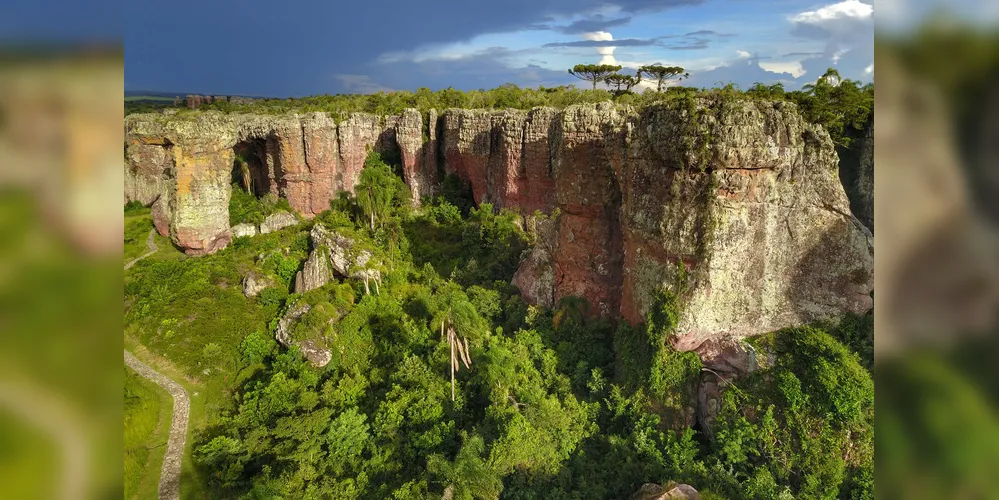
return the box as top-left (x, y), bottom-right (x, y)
top-left (560, 15), bottom-right (633, 34)
top-left (361, 47), bottom-right (576, 92)
top-left (125, 0), bottom-right (703, 95)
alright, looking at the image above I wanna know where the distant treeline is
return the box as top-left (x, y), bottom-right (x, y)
top-left (129, 68), bottom-right (873, 149)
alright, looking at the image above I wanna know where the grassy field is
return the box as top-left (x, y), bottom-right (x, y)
top-left (124, 209), bottom-right (175, 265)
top-left (0, 410), bottom-right (58, 499)
top-left (123, 212), bottom-right (308, 498)
top-left (124, 366), bottom-right (173, 500)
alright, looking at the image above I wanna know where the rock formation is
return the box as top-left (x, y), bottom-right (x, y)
top-left (125, 100), bottom-right (873, 350)
top-left (633, 482), bottom-right (700, 500)
top-left (274, 303), bottom-right (332, 367)
top-left (293, 224), bottom-right (382, 294)
top-left (259, 211), bottom-right (298, 234)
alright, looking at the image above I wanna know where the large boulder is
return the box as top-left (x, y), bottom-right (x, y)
top-left (230, 222), bottom-right (257, 238)
top-left (633, 482), bottom-right (700, 500)
top-left (242, 272), bottom-right (275, 298)
top-left (274, 303), bottom-right (332, 367)
top-left (259, 211), bottom-right (298, 234)
top-left (294, 245), bottom-right (333, 294)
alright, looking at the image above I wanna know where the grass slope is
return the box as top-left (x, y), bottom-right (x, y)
top-left (124, 366), bottom-right (173, 500)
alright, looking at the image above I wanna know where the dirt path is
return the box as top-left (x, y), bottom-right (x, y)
top-left (125, 229), bottom-right (158, 270)
top-left (124, 351), bottom-right (189, 500)
top-left (124, 230), bottom-right (189, 500)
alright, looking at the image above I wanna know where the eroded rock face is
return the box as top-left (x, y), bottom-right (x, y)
top-left (511, 215), bottom-right (557, 308)
top-left (508, 101), bottom-right (872, 355)
top-left (440, 108), bottom-right (556, 213)
top-left (126, 102), bottom-right (873, 355)
top-left (125, 110), bottom-right (435, 253)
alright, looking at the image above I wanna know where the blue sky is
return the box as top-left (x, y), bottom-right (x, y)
top-left (123, 0), bottom-right (874, 96)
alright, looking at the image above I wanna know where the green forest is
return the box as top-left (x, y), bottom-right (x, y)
top-left (124, 141), bottom-right (873, 498)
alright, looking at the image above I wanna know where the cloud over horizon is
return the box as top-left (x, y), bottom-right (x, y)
top-left (124, 0), bottom-right (872, 96)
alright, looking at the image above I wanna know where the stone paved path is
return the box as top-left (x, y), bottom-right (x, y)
top-left (124, 351), bottom-right (189, 500)
top-left (125, 229), bottom-right (158, 270)
top-left (124, 230), bottom-right (189, 500)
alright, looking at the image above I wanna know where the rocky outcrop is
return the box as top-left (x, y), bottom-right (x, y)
top-left (242, 271), bottom-right (275, 298)
top-left (293, 224), bottom-right (382, 294)
top-left (633, 482), bottom-right (700, 500)
top-left (259, 211), bottom-right (298, 234)
top-left (274, 303), bottom-right (332, 367)
top-left (511, 100), bottom-right (873, 354)
top-left (125, 110), bottom-right (439, 253)
top-left (294, 245), bottom-right (333, 294)
top-left (126, 101), bottom-right (873, 354)
top-left (230, 223), bottom-right (257, 238)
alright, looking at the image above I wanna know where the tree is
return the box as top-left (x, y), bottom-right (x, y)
top-left (427, 432), bottom-right (503, 500)
top-left (603, 73), bottom-right (641, 95)
top-left (568, 64), bottom-right (623, 90)
top-left (637, 64), bottom-right (689, 92)
top-left (431, 282), bottom-right (485, 401)
top-left (354, 152), bottom-right (409, 230)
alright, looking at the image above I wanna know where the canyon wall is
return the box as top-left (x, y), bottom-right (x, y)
top-left (125, 100), bottom-right (873, 348)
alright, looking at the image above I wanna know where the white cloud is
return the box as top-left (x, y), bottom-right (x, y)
top-left (582, 31), bottom-right (619, 65)
top-left (790, 0), bottom-right (873, 24)
top-left (736, 50), bottom-right (751, 59)
top-left (760, 61), bottom-right (807, 78)
top-left (865, 63), bottom-right (873, 74)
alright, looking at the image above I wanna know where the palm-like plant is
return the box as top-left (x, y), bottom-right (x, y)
top-left (431, 282), bottom-right (485, 401)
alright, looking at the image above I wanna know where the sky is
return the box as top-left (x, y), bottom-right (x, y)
top-left (122, 0), bottom-right (875, 97)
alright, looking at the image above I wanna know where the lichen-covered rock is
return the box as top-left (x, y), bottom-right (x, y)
top-left (633, 482), bottom-right (700, 500)
top-left (242, 272), bottom-right (275, 298)
top-left (274, 303), bottom-right (332, 367)
top-left (294, 245), bottom-right (333, 294)
top-left (512, 215), bottom-right (557, 308)
top-left (259, 211), bottom-right (298, 234)
top-left (310, 224), bottom-right (381, 285)
top-left (230, 223), bottom-right (257, 238)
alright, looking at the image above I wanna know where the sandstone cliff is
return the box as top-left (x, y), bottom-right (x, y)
top-left (125, 100), bottom-right (873, 349)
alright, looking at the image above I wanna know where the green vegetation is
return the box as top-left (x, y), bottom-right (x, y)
top-left (124, 367), bottom-right (172, 500)
top-left (123, 150), bottom-right (874, 499)
top-left (229, 184), bottom-right (293, 226)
